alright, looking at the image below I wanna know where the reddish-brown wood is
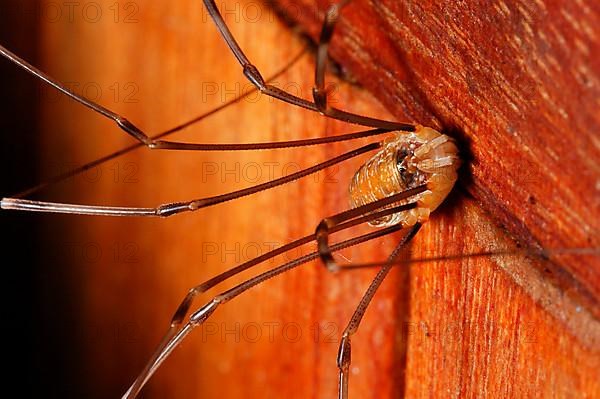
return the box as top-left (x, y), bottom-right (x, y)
top-left (275, 0), bottom-right (600, 321)
top-left (1, 0), bottom-right (598, 398)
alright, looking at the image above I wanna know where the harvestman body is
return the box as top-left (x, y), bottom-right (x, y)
top-left (0, 0), bottom-right (492, 398)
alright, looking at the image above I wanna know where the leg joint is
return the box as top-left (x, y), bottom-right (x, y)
top-left (243, 64), bottom-right (266, 89)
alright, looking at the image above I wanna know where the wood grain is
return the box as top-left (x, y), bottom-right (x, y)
top-left (273, 0), bottom-right (600, 319)
top-left (1, 0), bottom-right (598, 398)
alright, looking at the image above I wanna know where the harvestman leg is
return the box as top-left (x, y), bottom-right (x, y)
top-left (2, 142), bottom-right (387, 215)
top-left (0, 0), bottom-right (414, 152)
top-left (163, 189), bottom-right (427, 329)
top-left (307, 0), bottom-right (413, 127)
top-left (122, 191), bottom-right (426, 398)
top-left (0, 43), bottom-right (393, 204)
top-left (311, 174), bottom-right (425, 396)
top-left (0, 12), bottom-right (410, 215)
top-left (13, 47), bottom-right (309, 198)
top-left (1, 3), bottom-right (425, 397)
top-left (312, 0), bottom-right (353, 116)
top-left (0, 45), bottom-right (393, 203)
top-left (0, 45), bottom-right (392, 154)
top-left (336, 224), bottom-right (421, 399)
top-left (0, 0), bottom-right (417, 208)
top-left (315, 185), bottom-right (425, 272)
top-left (201, 0), bottom-right (414, 130)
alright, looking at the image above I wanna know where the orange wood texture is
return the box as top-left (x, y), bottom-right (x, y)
top-left (1, 1), bottom-right (598, 398)
top-left (274, 0), bottom-right (600, 320)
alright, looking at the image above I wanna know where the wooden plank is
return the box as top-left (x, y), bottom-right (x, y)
top-left (273, 0), bottom-right (600, 325)
top-left (1, 0), bottom-right (598, 398)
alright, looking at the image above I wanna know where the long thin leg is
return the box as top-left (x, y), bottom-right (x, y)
top-left (17, 127), bottom-right (389, 199)
top-left (313, 1), bottom-right (351, 114)
top-left (13, 46), bottom-right (309, 198)
top-left (0, 45), bottom-right (151, 145)
top-left (316, 185), bottom-right (428, 271)
top-left (120, 192), bottom-right (426, 398)
top-left (122, 224), bottom-right (406, 399)
top-left (336, 249), bottom-right (600, 270)
top-left (337, 223), bottom-right (422, 399)
top-left (312, 0), bottom-right (413, 129)
top-left (0, 44), bottom-right (394, 153)
top-left (170, 201), bottom-right (419, 328)
top-left (152, 127), bottom-right (390, 151)
top-left (201, 0), bottom-right (415, 131)
top-left (1, 143), bottom-right (382, 216)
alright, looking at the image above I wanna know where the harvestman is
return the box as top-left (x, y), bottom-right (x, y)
top-left (0, 0), bottom-right (588, 398)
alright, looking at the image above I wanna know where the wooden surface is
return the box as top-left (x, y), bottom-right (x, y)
top-left (275, 0), bottom-right (600, 321)
top-left (1, 0), bottom-right (599, 398)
